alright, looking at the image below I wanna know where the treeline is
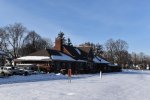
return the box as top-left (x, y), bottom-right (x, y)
top-left (0, 23), bottom-right (53, 58)
top-left (0, 23), bottom-right (150, 69)
top-left (79, 39), bottom-right (150, 69)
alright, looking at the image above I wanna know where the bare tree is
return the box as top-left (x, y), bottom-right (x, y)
top-left (43, 38), bottom-right (53, 48)
top-left (5, 23), bottom-right (27, 58)
top-left (23, 31), bottom-right (41, 47)
top-left (105, 39), bottom-right (116, 63)
top-left (131, 52), bottom-right (139, 66)
top-left (0, 28), bottom-right (8, 51)
top-left (139, 52), bottom-right (145, 63)
top-left (19, 31), bottom-right (53, 56)
top-left (105, 39), bottom-right (129, 66)
top-left (115, 39), bottom-right (128, 65)
top-left (130, 52), bottom-right (150, 69)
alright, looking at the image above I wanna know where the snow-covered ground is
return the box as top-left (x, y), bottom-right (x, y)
top-left (0, 70), bottom-right (150, 100)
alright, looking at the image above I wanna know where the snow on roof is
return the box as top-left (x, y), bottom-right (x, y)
top-left (93, 57), bottom-right (101, 63)
top-left (94, 56), bottom-right (110, 64)
top-left (16, 64), bottom-right (35, 66)
top-left (97, 56), bottom-right (110, 64)
top-left (17, 56), bottom-right (51, 61)
top-left (51, 52), bottom-right (75, 61)
top-left (16, 52), bottom-right (75, 62)
top-left (75, 48), bottom-right (81, 55)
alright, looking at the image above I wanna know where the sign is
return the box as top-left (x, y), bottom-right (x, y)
top-left (68, 69), bottom-right (72, 83)
top-left (68, 69), bottom-right (72, 77)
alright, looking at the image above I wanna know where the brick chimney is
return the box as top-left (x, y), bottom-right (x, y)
top-left (54, 32), bottom-right (64, 51)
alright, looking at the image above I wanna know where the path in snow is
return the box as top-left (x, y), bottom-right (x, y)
top-left (0, 70), bottom-right (150, 100)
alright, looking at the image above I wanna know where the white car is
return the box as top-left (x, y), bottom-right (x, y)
top-left (0, 66), bottom-right (13, 76)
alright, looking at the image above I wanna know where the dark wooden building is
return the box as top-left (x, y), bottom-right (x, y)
top-left (15, 33), bottom-right (121, 74)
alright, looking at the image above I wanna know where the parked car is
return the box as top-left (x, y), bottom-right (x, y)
top-left (15, 64), bottom-right (38, 75)
top-left (16, 68), bottom-right (34, 76)
top-left (17, 67), bottom-right (37, 75)
top-left (0, 66), bottom-right (13, 76)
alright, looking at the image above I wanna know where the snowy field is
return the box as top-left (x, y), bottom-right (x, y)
top-left (0, 70), bottom-right (150, 100)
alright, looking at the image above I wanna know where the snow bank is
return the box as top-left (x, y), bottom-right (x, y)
top-left (1, 70), bottom-right (150, 100)
top-left (0, 73), bottom-right (67, 85)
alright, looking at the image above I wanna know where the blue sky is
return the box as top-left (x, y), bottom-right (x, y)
top-left (0, 0), bottom-right (150, 54)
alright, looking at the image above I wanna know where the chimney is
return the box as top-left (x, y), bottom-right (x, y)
top-left (54, 37), bottom-right (63, 51)
top-left (54, 32), bottom-right (64, 51)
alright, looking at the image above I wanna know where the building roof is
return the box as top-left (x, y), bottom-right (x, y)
top-left (51, 52), bottom-right (75, 61)
top-left (15, 49), bottom-right (75, 62)
top-left (77, 46), bottom-right (91, 53)
top-left (77, 46), bottom-right (110, 64)
top-left (28, 49), bottom-right (61, 56)
top-left (15, 47), bottom-right (110, 64)
top-left (63, 45), bottom-right (87, 61)
top-left (94, 56), bottom-right (110, 64)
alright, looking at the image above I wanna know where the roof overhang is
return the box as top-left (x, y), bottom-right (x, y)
top-left (15, 56), bottom-right (52, 62)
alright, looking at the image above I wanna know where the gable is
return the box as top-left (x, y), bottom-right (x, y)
top-left (63, 45), bottom-right (87, 60)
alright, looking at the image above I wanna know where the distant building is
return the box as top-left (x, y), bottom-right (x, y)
top-left (14, 33), bottom-right (121, 74)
